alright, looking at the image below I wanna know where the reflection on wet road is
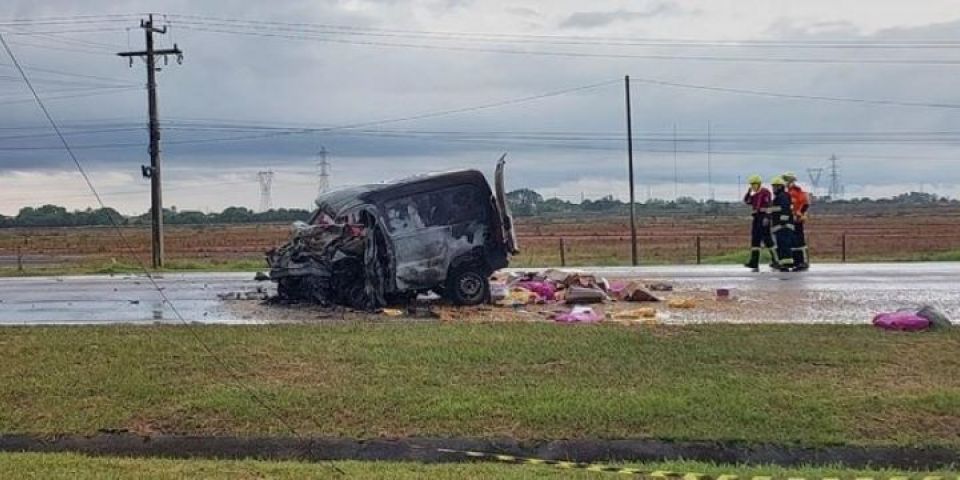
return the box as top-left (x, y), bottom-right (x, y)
top-left (0, 273), bottom-right (271, 325)
top-left (0, 263), bottom-right (956, 325)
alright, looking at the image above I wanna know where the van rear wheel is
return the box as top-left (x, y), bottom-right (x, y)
top-left (445, 265), bottom-right (489, 305)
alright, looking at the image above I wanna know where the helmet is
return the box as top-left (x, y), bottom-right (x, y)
top-left (747, 174), bottom-right (762, 185)
top-left (770, 176), bottom-right (786, 186)
top-left (782, 171), bottom-right (797, 182)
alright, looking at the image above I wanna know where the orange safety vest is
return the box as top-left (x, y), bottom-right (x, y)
top-left (788, 184), bottom-right (809, 218)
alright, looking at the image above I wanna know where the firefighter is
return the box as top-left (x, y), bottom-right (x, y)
top-left (782, 172), bottom-right (810, 271)
top-left (742, 174), bottom-right (774, 271)
top-left (767, 176), bottom-right (796, 272)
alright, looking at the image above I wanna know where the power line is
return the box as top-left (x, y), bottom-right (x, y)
top-left (0, 78), bottom-right (622, 150)
top-left (628, 75), bottom-right (960, 110)
top-left (170, 21), bottom-right (960, 66)
top-left (0, 85), bottom-right (141, 106)
top-left (0, 61), bottom-right (141, 86)
top-left (164, 14), bottom-right (960, 49)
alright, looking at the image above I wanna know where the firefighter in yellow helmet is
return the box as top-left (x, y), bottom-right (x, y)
top-left (767, 176), bottom-right (797, 272)
top-left (742, 174), bottom-right (773, 271)
top-left (782, 172), bottom-right (810, 271)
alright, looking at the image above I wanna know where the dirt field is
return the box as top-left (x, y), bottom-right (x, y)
top-left (2, 213), bottom-right (960, 271)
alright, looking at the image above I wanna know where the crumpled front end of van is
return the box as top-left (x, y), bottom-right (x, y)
top-left (266, 221), bottom-right (386, 309)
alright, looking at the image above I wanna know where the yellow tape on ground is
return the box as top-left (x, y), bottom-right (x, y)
top-left (436, 447), bottom-right (945, 479)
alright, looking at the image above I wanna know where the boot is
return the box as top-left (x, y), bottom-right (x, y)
top-left (744, 250), bottom-right (760, 271)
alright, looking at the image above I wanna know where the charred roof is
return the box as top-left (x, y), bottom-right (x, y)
top-left (314, 169), bottom-right (490, 216)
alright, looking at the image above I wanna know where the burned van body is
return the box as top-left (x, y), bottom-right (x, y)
top-left (267, 158), bottom-right (517, 308)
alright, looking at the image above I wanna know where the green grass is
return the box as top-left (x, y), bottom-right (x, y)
top-left (0, 453), bottom-right (954, 479)
top-left (0, 257), bottom-right (266, 277)
top-left (0, 324), bottom-right (958, 448)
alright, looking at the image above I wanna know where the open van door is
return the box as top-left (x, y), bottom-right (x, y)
top-left (494, 154), bottom-right (519, 254)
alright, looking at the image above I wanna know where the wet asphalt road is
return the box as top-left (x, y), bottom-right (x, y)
top-left (0, 263), bottom-right (956, 325)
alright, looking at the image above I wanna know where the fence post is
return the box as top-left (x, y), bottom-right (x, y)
top-left (559, 238), bottom-right (566, 267)
top-left (841, 233), bottom-right (847, 263)
top-left (696, 236), bottom-right (702, 265)
top-left (16, 245), bottom-right (23, 273)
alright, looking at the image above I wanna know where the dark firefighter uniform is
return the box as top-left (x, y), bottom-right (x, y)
top-left (767, 177), bottom-right (796, 271)
top-left (788, 183), bottom-right (810, 269)
top-left (743, 177), bottom-right (773, 270)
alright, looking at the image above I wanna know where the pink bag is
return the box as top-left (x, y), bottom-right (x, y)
top-left (872, 312), bottom-right (930, 331)
top-left (553, 306), bottom-right (601, 323)
top-left (517, 281), bottom-right (556, 301)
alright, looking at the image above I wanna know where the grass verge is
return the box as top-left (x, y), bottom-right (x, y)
top-left (0, 453), bottom-right (955, 479)
top-left (0, 257), bottom-right (266, 277)
top-left (0, 324), bottom-right (958, 447)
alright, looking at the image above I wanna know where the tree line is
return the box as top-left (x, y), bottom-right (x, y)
top-left (0, 205), bottom-right (311, 228)
top-left (0, 190), bottom-right (955, 227)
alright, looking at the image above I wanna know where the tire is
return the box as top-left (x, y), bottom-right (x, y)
top-left (445, 264), bottom-right (489, 306)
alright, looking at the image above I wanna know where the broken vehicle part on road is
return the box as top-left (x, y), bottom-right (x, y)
top-left (266, 157), bottom-right (517, 309)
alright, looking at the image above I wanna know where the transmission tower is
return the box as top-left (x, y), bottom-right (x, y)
top-left (827, 155), bottom-right (844, 200)
top-left (317, 146), bottom-right (331, 195)
top-left (257, 170), bottom-right (274, 212)
top-left (806, 167), bottom-right (824, 197)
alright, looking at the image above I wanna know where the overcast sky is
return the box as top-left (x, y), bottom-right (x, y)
top-left (2, 0), bottom-right (960, 214)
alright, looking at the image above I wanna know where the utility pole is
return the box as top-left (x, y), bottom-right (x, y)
top-left (706, 120), bottom-right (714, 202)
top-left (624, 76), bottom-right (638, 266)
top-left (118, 14), bottom-right (183, 269)
top-left (673, 123), bottom-right (679, 199)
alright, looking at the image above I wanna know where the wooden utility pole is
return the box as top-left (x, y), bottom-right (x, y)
top-left (118, 14), bottom-right (183, 268)
top-left (624, 75), bottom-right (638, 266)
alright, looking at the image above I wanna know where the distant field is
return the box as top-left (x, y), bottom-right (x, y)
top-left (3, 212), bottom-right (960, 273)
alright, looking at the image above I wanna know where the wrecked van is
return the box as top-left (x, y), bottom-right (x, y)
top-left (267, 157), bottom-right (518, 308)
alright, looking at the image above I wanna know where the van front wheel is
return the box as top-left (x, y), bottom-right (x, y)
top-left (445, 265), bottom-right (489, 305)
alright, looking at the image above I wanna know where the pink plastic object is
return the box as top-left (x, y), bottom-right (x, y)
top-left (872, 312), bottom-right (930, 331)
top-left (517, 281), bottom-right (556, 301)
top-left (607, 280), bottom-right (628, 296)
top-left (553, 306), bottom-right (601, 323)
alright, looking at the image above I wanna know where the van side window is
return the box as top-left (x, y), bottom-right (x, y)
top-left (437, 185), bottom-right (485, 225)
top-left (383, 184), bottom-right (485, 233)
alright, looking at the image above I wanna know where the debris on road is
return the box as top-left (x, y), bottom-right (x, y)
top-left (612, 307), bottom-right (657, 322)
top-left (667, 297), bottom-right (697, 309)
top-left (553, 305), bottom-right (602, 323)
top-left (648, 282), bottom-right (674, 292)
top-left (917, 305), bottom-right (952, 329)
top-left (616, 281), bottom-right (661, 302)
top-left (564, 286), bottom-right (607, 304)
top-left (218, 288), bottom-right (269, 301)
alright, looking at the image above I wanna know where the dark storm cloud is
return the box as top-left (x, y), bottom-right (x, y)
top-left (4, 0), bottom-right (960, 209)
top-left (558, 2), bottom-right (687, 29)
